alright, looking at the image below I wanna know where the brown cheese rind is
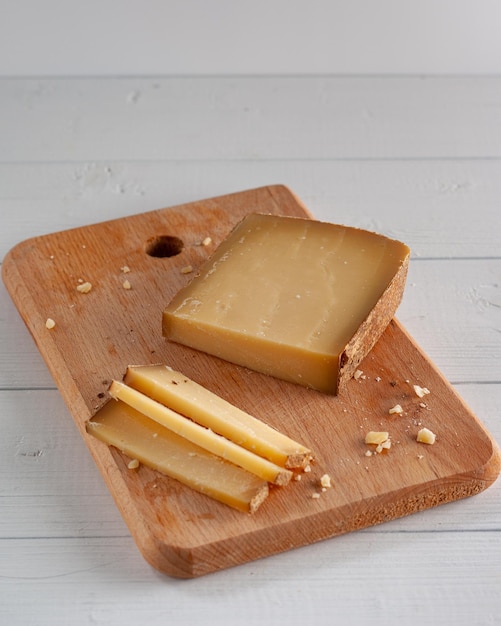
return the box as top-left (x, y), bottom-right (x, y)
top-left (337, 254), bottom-right (409, 394)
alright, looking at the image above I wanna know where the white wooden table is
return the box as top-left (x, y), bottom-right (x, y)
top-left (1, 76), bottom-right (500, 625)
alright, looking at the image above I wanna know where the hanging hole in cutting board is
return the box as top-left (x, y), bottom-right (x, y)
top-left (145, 235), bottom-right (184, 258)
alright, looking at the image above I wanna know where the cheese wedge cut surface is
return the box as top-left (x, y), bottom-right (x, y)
top-left (108, 380), bottom-right (292, 486)
top-left (163, 213), bottom-right (410, 394)
top-left (86, 400), bottom-right (269, 513)
top-left (123, 364), bottom-right (311, 468)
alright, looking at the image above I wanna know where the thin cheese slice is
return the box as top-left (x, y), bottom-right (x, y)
top-left (163, 213), bottom-right (410, 394)
top-left (108, 380), bottom-right (292, 486)
top-left (86, 399), bottom-right (269, 513)
top-left (123, 364), bottom-right (311, 469)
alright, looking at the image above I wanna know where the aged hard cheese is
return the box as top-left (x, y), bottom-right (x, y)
top-left (163, 213), bottom-right (410, 394)
top-left (123, 364), bottom-right (311, 468)
top-left (86, 400), bottom-right (269, 513)
top-left (108, 380), bottom-right (293, 486)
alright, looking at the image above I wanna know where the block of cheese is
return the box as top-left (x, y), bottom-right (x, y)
top-left (108, 380), bottom-right (293, 486)
top-left (163, 213), bottom-right (410, 394)
top-left (123, 364), bottom-right (311, 468)
top-left (86, 399), bottom-right (269, 513)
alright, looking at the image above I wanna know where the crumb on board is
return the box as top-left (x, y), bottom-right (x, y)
top-left (121, 265), bottom-right (131, 273)
top-left (320, 473), bottom-right (332, 489)
top-left (180, 265), bottom-right (193, 274)
top-left (389, 404), bottom-right (403, 415)
top-left (417, 427), bottom-right (436, 445)
top-left (376, 439), bottom-right (392, 453)
top-left (365, 431), bottom-right (391, 455)
top-left (413, 384), bottom-right (431, 398)
top-left (202, 236), bottom-right (212, 246)
top-left (365, 431), bottom-right (389, 445)
top-left (76, 281), bottom-right (92, 293)
top-left (122, 279), bottom-right (132, 290)
top-left (127, 458), bottom-right (140, 470)
top-left (45, 318), bottom-right (56, 329)
top-left (354, 369), bottom-right (364, 380)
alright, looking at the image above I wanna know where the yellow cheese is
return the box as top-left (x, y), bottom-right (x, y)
top-left (162, 213), bottom-right (410, 394)
top-left (365, 431), bottom-right (390, 445)
top-left (86, 399), bottom-right (269, 513)
top-left (123, 364), bottom-right (311, 469)
top-left (108, 380), bottom-right (292, 486)
top-left (417, 427), bottom-right (436, 445)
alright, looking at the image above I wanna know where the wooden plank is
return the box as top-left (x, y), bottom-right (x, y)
top-left (2, 246), bottom-right (500, 389)
top-left (2, 159), bottom-right (501, 261)
top-left (1, 383), bottom-right (498, 540)
top-left (1, 531), bottom-right (501, 626)
top-left (2, 77), bottom-right (501, 162)
top-left (2, 3), bottom-right (500, 76)
top-left (399, 259), bottom-right (501, 384)
top-left (2, 184), bottom-right (499, 577)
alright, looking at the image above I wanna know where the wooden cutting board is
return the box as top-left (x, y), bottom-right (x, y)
top-left (3, 185), bottom-right (500, 578)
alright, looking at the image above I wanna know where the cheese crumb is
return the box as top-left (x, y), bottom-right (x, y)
top-left (45, 318), bottom-right (56, 329)
top-left (311, 493), bottom-right (321, 499)
top-left (320, 474), bottom-right (332, 489)
top-left (121, 265), bottom-right (131, 273)
top-left (389, 404), bottom-right (403, 415)
top-left (417, 427), bottom-right (436, 445)
top-left (376, 439), bottom-right (392, 453)
top-left (180, 265), bottom-right (193, 274)
top-left (365, 431), bottom-right (391, 454)
top-left (413, 384), bottom-right (430, 398)
top-left (127, 458), bottom-right (140, 469)
top-left (122, 279), bottom-right (132, 290)
top-left (202, 236), bottom-right (212, 246)
top-left (76, 281), bottom-right (92, 293)
top-left (365, 431), bottom-right (389, 445)
top-left (354, 369), bottom-right (364, 380)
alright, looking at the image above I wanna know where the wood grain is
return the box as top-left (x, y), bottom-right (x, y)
top-left (3, 78), bottom-right (501, 162)
top-left (2, 184), bottom-right (499, 578)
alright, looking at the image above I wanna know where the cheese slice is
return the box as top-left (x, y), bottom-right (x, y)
top-left (108, 380), bottom-right (292, 486)
top-left (86, 399), bottom-right (269, 513)
top-left (123, 364), bottom-right (311, 468)
top-left (163, 213), bottom-right (410, 394)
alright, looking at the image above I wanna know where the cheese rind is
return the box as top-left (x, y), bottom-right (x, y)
top-left (162, 213), bottom-right (410, 394)
top-left (123, 364), bottom-right (311, 468)
top-left (86, 400), bottom-right (269, 513)
top-left (108, 380), bottom-right (292, 486)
